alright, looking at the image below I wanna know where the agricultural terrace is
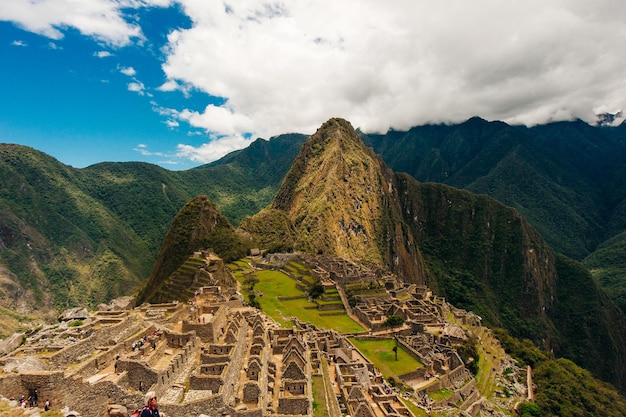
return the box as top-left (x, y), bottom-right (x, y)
top-left (227, 259), bottom-right (365, 333)
top-left (348, 337), bottom-right (423, 381)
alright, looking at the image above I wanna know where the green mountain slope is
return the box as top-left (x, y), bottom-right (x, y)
top-left (362, 117), bottom-right (623, 260)
top-left (0, 133), bottom-right (305, 322)
top-left (0, 145), bottom-right (149, 316)
top-left (362, 118), bottom-right (626, 316)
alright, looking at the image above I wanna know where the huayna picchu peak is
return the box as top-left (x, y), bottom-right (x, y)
top-left (269, 118), bottom-right (428, 280)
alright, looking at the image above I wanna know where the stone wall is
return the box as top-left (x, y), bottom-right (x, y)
top-left (159, 395), bottom-right (226, 417)
top-left (47, 319), bottom-right (141, 369)
top-left (189, 375), bottom-right (224, 392)
top-left (182, 305), bottom-right (228, 342)
top-left (243, 381), bottom-right (260, 404)
top-left (74, 343), bottom-right (127, 379)
top-left (277, 396), bottom-right (309, 415)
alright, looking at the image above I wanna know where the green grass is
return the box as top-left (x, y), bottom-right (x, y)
top-left (229, 261), bottom-right (365, 333)
top-left (399, 397), bottom-right (430, 417)
top-left (428, 388), bottom-right (453, 401)
top-left (256, 269), bottom-right (304, 298)
top-left (311, 375), bottom-right (329, 417)
top-left (348, 338), bottom-right (423, 380)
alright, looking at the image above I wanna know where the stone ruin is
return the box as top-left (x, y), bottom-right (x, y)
top-left (0, 254), bottom-right (527, 417)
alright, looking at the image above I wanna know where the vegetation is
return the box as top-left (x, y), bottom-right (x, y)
top-left (383, 315), bottom-right (404, 327)
top-left (311, 375), bottom-right (329, 417)
top-left (308, 283), bottom-right (325, 299)
top-left (348, 338), bottom-right (423, 380)
top-left (138, 195), bottom-right (251, 303)
top-left (228, 261), bottom-right (365, 333)
top-left (455, 336), bottom-right (480, 376)
top-left (495, 328), bottom-right (626, 417)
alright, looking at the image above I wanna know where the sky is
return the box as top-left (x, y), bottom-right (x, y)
top-left (1, 1), bottom-right (626, 170)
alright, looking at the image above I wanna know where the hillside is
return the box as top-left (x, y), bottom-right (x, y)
top-left (4, 119), bottom-right (625, 322)
top-left (361, 118), bottom-right (626, 314)
top-left (0, 135), bottom-right (303, 325)
top-left (361, 118), bottom-right (624, 260)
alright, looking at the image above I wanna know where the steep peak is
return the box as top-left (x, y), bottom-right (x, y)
top-left (269, 118), bottom-right (398, 265)
top-left (272, 118), bottom-right (382, 212)
top-left (138, 195), bottom-right (249, 303)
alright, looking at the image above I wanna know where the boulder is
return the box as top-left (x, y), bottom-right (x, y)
top-left (107, 404), bottom-right (128, 417)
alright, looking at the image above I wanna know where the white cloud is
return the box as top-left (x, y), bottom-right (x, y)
top-left (5, 0), bottom-right (626, 165)
top-left (11, 40), bottom-right (27, 46)
top-left (176, 104), bottom-right (254, 136)
top-left (0, 0), bottom-right (174, 46)
top-left (156, 0), bottom-right (626, 150)
top-left (157, 80), bottom-right (179, 92)
top-left (94, 50), bottom-right (112, 58)
top-left (120, 66), bottom-right (136, 77)
top-left (176, 134), bottom-right (252, 164)
top-left (133, 143), bottom-right (165, 157)
top-left (128, 81), bottom-right (145, 95)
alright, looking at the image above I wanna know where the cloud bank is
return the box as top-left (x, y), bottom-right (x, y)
top-left (4, 0), bottom-right (626, 163)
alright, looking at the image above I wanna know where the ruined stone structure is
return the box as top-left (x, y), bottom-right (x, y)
top-left (0, 254), bottom-right (526, 417)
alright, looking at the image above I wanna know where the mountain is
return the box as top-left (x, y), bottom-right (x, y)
top-left (0, 135), bottom-right (304, 325)
top-left (361, 118), bottom-right (626, 313)
top-left (268, 118), bottom-right (427, 280)
top-left (241, 118), bottom-right (626, 392)
top-left (361, 117), bottom-right (624, 260)
top-left (138, 195), bottom-right (250, 304)
top-left (0, 145), bottom-right (152, 318)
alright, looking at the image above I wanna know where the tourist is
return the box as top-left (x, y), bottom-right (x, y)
top-left (141, 391), bottom-right (160, 417)
top-left (44, 399), bottom-right (50, 411)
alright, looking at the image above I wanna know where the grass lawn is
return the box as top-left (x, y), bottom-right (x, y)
top-left (348, 338), bottom-right (423, 380)
top-left (256, 269), bottom-right (304, 298)
top-left (311, 375), bottom-right (329, 417)
top-left (229, 262), bottom-right (365, 333)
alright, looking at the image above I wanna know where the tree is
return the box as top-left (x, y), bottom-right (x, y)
top-left (383, 315), bottom-right (404, 327)
top-left (518, 402), bottom-right (540, 417)
top-left (308, 283), bottom-right (325, 299)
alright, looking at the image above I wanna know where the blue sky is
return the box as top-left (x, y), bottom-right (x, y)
top-left (0, 4), bottom-right (218, 169)
top-left (1, 1), bottom-right (626, 170)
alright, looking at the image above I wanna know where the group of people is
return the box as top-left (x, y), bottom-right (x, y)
top-left (418, 391), bottom-right (433, 414)
top-left (9, 392), bottom-right (50, 411)
top-left (131, 331), bottom-right (160, 352)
